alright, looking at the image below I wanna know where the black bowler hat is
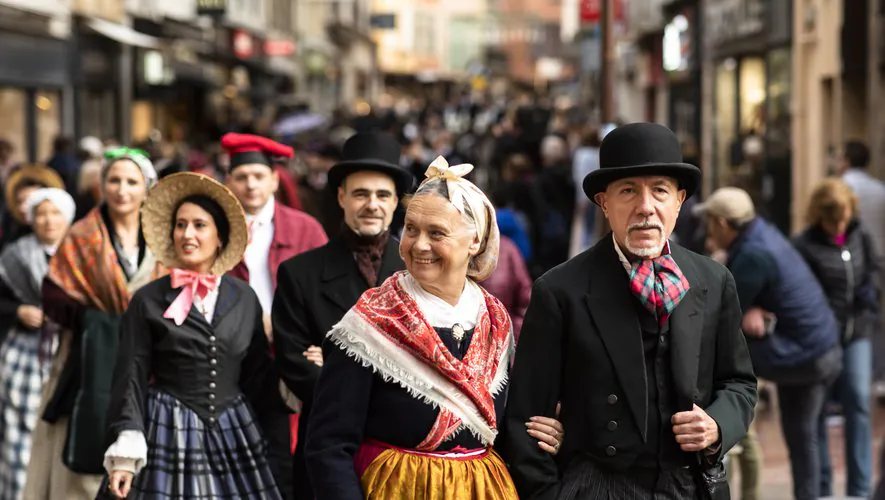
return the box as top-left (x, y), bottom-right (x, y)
top-left (582, 122), bottom-right (701, 203)
top-left (327, 132), bottom-right (414, 195)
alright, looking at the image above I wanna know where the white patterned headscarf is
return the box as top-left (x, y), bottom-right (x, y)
top-left (24, 187), bottom-right (76, 225)
top-left (416, 156), bottom-right (500, 281)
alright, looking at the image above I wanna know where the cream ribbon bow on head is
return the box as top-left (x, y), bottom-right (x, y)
top-left (421, 156), bottom-right (501, 281)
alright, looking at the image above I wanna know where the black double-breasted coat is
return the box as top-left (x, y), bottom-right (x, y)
top-left (498, 235), bottom-right (758, 499)
top-left (272, 234), bottom-right (404, 498)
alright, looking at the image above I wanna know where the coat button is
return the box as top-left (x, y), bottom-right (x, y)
top-left (209, 346), bottom-right (217, 354)
top-left (607, 394), bottom-right (618, 405)
top-left (209, 382), bottom-right (216, 390)
top-left (605, 446), bottom-right (617, 456)
top-left (208, 417), bottom-right (216, 425)
top-left (210, 370), bottom-right (217, 377)
top-left (208, 405), bottom-right (216, 412)
top-left (209, 358), bottom-right (217, 366)
top-left (607, 421), bottom-right (618, 431)
top-left (208, 393), bottom-right (216, 400)
top-left (209, 336), bottom-right (217, 343)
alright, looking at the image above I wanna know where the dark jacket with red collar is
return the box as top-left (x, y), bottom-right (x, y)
top-left (227, 202), bottom-right (328, 288)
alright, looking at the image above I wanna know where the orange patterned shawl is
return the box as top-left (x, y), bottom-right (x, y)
top-left (48, 207), bottom-right (165, 313)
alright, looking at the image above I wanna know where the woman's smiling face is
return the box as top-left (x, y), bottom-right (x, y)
top-left (400, 193), bottom-right (480, 290)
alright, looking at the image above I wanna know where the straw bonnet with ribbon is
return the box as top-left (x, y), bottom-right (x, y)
top-left (582, 122), bottom-right (701, 203)
top-left (4, 164), bottom-right (65, 224)
top-left (141, 173), bottom-right (249, 326)
top-left (417, 156), bottom-right (500, 281)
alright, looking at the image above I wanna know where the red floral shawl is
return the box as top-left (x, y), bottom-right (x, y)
top-left (328, 271), bottom-right (513, 450)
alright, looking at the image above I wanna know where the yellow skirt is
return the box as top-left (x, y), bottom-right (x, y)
top-left (360, 447), bottom-right (518, 500)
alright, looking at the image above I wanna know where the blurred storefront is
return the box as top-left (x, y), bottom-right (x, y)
top-left (0, 4), bottom-right (71, 163)
top-left (662, 0), bottom-right (701, 171)
top-left (706, 0), bottom-right (793, 233)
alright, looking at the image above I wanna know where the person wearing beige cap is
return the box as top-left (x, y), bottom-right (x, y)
top-left (695, 186), bottom-right (842, 500)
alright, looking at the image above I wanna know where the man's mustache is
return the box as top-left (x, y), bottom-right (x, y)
top-left (627, 222), bottom-right (663, 232)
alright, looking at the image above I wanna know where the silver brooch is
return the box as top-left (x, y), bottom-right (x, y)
top-left (452, 323), bottom-right (465, 342)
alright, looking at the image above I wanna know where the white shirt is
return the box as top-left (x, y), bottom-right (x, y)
top-left (244, 197), bottom-right (276, 315)
top-left (400, 272), bottom-right (482, 329)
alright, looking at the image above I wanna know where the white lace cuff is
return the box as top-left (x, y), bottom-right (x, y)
top-left (103, 430), bottom-right (148, 475)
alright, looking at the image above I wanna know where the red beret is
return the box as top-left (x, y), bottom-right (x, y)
top-left (221, 133), bottom-right (294, 170)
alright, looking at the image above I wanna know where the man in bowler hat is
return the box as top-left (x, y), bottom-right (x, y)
top-left (271, 131), bottom-right (414, 499)
top-left (500, 123), bottom-right (757, 499)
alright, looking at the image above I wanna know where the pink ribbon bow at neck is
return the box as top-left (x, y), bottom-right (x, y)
top-left (163, 268), bottom-right (221, 326)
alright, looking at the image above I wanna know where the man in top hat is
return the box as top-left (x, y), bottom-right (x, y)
top-left (221, 132), bottom-right (329, 499)
top-left (272, 131), bottom-right (413, 499)
top-left (500, 123), bottom-right (757, 499)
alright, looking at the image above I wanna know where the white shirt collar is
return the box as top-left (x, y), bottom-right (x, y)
top-left (247, 196), bottom-right (275, 226)
top-left (401, 272), bottom-right (483, 329)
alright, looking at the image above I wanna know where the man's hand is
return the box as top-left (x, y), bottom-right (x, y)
top-left (262, 314), bottom-right (273, 342)
top-left (672, 404), bottom-right (720, 453)
top-left (742, 307), bottom-right (771, 338)
top-left (16, 305), bottom-right (44, 329)
top-left (303, 345), bottom-right (323, 367)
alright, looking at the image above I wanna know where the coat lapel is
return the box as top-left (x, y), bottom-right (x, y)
top-left (585, 237), bottom-right (649, 442)
top-left (668, 245), bottom-right (707, 411)
top-left (321, 237), bottom-right (368, 313)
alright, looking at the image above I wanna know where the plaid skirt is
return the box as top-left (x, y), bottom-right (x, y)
top-left (98, 389), bottom-right (282, 500)
top-left (0, 331), bottom-right (49, 500)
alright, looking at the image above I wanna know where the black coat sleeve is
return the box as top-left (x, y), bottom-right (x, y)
top-left (104, 293), bottom-right (152, 444)
top-left (0, 276), bottom-right (22, 339)
top-left (702, 269), bottom-right (758, 463)
top-left (240, 302), bottom-right (284, 416)
top-left (498, 277), bottom-right (563, 500)
top-left (272, 263), bottom-right (322, 405)
top-left (304, 341), bottom-right (373, 500)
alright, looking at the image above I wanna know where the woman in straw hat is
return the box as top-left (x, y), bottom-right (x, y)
top-left (24, 148), bottom-right (161, 500)
top-left (0, 164), bottom-right (65, 249)
top-left (305, 157), bottom-right (564, 499)
top-left (100, 172), bottom-right (282, 500)
top-left (0, 188), bottom-right (75, 500)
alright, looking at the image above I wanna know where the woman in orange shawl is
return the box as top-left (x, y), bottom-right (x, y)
top-left (24, 148), bottom-right (163, 500)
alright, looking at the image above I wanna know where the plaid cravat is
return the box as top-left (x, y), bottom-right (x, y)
top-left (629, 254), bottom-right (691, 325)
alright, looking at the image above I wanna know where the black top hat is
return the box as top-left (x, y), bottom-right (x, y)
top-left (327, 132), bottom-right (414, 195)
top-left (582, 122), bottom-right (701, 202)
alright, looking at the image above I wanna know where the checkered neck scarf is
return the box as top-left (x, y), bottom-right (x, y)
top-left (629, 252), bottom-right (690, 326)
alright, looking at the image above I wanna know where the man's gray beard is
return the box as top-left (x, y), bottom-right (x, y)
top-left (624, 235), bottom-right (666, 258)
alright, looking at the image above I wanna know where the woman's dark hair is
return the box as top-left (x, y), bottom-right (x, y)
top-left (170, 194), bottom-right (230, 248)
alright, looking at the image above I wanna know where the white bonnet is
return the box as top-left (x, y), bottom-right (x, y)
top-left (24, 187), bottom-right (76, 226)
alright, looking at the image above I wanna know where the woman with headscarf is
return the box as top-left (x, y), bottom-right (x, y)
top-left (99, 172), bottom-right (282, 499)
top-left (0, 164), bottom-right (65, 249)
top-left (305, 157), bottom-right (564, 499)
top-left (24, 147), bottom-right (163, 500)
top-left (0, 188), bottom-right (75, 499)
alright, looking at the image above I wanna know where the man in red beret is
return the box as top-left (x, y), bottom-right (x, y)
top-left (221, 132), bottom-right (328, 499)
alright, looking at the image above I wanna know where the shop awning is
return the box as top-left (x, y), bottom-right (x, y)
top-left (86, 18), bottom-right (161, 49)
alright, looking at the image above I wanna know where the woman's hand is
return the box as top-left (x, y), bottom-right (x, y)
top-left (304, 345), bottom-right (323, 367)
top-left (527, 402), bottom-right (564, 455)
top-left (108, 470), bottom-right (135, 499)
top-left (16, 305), bottom-right (44, 329)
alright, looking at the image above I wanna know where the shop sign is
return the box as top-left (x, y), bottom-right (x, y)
top-left (264, 39), bottom-right (296, 57)
top-left (197, 0), bottom-right (226, 16)
top-left (705, 0), bottom-right (765, 47)
top-left (233, 29), bottom-right (255, 59)
top-left (580, 0), bottom-right (625, 25)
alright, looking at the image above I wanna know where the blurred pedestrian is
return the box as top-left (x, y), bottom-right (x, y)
top-left (0, 188), bottom-right (75, 499)
top-left (0, 165), bottom-right (65, 249)
top-left (697, 187), bottom-right (842, 500)
top-left (793, 178), bottom-right (877, 498)
top-left (479, 235), bottom-right (532, 341)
